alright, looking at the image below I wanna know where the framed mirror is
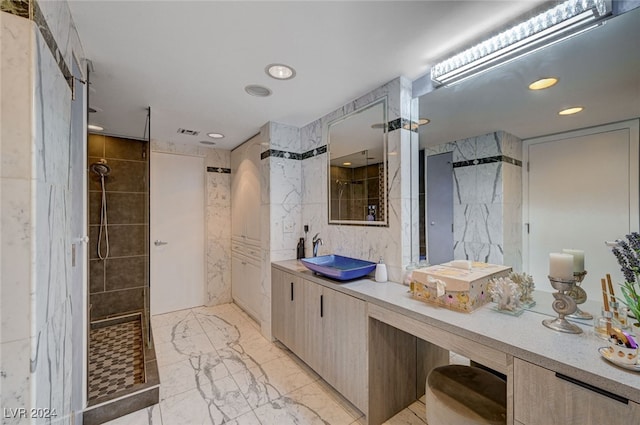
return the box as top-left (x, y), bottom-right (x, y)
top-left (328, 98), bottom-right (388, 226)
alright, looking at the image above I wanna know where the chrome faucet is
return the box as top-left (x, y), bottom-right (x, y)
top-left (312, 233), bottom-right (323, 257)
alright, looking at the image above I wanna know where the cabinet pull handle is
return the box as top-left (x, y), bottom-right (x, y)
top-left (555, 373), bottom-right (629, 404)
top-left (320, 295), bottom-right (324, 318)
top-left (290, 282), bottom-right (294, 301)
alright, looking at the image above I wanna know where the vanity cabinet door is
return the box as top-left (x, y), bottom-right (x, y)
top-left (271, 268), bottom-right (304, 354)
top-left (303, 281), bottom-right (325, 374)
top-left (230, 134), bottom-right (261, 244)
top-left (514, 358), bottom-right (640, 424)
top-left (322, 287), bottom-right (368, 412)
top-left (232, 254), bottom-right (261, 322)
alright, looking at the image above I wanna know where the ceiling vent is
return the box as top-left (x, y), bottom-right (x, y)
top-left (177, 128), bottom-right (200, 136)
top-left (245, 85), bottom-right (272, 97)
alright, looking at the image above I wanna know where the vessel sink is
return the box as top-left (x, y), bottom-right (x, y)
top-left (300, 255), bottom-right (376, 281)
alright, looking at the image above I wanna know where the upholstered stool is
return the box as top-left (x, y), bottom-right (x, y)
top-left (426, 365), bottom-right (506, 425)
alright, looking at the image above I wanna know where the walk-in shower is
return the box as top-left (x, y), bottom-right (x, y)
top-left (91, 159), bottom-right (111, 260)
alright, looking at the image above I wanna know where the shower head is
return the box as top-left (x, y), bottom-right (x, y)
top-left (90, 160), bottom-right (111, 177)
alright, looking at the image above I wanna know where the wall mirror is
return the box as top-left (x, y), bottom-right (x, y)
top-left (415, 7), bottom-right (640, 301)
top-left (328, 98), bottom-right (388, 226)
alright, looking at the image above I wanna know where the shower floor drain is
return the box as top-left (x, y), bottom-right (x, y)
top-left (88, 319), bottom-right (145, 400)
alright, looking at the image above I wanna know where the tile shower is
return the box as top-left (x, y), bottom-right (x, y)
top-left (85, 134), bottom-right (159, 424)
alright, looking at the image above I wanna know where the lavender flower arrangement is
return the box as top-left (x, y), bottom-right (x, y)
top-left (612, 232), bottom-right (640, 322)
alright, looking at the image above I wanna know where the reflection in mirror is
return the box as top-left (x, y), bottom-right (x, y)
top-left (415, 8), bottom-right (640, 304)
top-left (328, 98), bottom-right (387, 225)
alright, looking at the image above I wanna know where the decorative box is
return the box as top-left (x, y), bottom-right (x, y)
top-left (411, 262), bottom-right (512, 312)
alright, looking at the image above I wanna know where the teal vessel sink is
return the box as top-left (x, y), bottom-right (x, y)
top-left (300, 255), bottom-right (376, 281)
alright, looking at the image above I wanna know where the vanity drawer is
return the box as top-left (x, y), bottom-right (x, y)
top-left (513, 358), bottom-right (640, 425)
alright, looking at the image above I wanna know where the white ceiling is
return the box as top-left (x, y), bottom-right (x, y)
top-left (418, 6), bottom-right (640, 147)
top-left (68, 0), bottom-right (548, 150)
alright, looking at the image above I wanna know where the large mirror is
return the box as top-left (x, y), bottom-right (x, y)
top-left (328, 98), bottom-right (388, 226)
top-left (416, 7), bottom-right (640, 303)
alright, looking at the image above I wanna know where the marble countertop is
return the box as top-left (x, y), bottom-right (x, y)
top-left (272, 259), bottom-right (640, 403)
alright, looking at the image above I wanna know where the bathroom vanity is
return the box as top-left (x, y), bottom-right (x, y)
top-left (271, 260), bottom-right (640, 425)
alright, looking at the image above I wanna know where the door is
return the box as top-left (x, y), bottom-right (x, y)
top-left (427, 152), bottom-right (454, 265)
top-left (524, 121), bottom-right (639, 301)
top-left (70, 57), bottom-right (87, 412)
top-left (150, 152), bottom-right (205, 314)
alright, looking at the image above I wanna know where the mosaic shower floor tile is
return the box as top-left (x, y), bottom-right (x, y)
top-left (88, 318), bottom-right (145, 401)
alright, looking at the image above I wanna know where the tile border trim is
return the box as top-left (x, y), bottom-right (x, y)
top-left (453, 155), bottom-right (522, 169)
top-left (206, 166), bottom-right (231, 174)
top-left (260, 116), bottom-right (413, 162)
top-left (2, 0), bottom-right (73, 89)
top-left (261, 145), bottom-right (328, 161)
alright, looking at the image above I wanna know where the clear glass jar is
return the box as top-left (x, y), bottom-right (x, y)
top-left (594, 309), bottom-right (616, 340)
top-left (618, 306), bottom-right (630, 330)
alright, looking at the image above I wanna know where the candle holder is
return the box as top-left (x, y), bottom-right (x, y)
top-left (542, 276), bottom-right (583, 334)
top-left (567, 270), bottom-right (593, 320)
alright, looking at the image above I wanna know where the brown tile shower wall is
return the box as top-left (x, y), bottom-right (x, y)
top-left (88, 134), bottom-right (149, 320)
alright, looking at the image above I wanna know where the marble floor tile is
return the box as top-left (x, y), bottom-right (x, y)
top-left (151, 308), bottom-right (193, 328)
top-left (152, 313), bottom-right (205, 345)
top-left (159, 352), bottom-right (228, 401)
top-left (154, 333), bottom-right (216, 367)
top-left (105, 302), bottom-right (438, 425)
top-left (232, 355), bottom-right (317, 408)
top-left (159, 376), bottom-right (251, 425)
top-left (383, 403), bottom-right (427, 425)
top-left (281, 381), bottom-right (359, 425)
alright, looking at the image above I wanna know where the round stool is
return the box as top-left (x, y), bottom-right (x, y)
top-left (425, 365), bottom-right (506, 425)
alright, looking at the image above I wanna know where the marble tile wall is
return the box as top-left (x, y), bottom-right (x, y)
top-left (298, 77), bottom-right (416, 283)
top-left (424, 131), bottom-right (523, 270)
top-left (2, 1), bottom-right (87, 423)
top-left (260, 122), bottom-right (302, 338)
top-left (150, 140), bottom-right (232, 306)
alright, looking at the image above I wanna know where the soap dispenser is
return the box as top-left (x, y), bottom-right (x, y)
top-left (375, 258), bottom-right (388, 283)
top-left (296, 238), bottom-right (305, 259)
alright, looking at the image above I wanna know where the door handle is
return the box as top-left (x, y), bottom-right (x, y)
top-left (290, 282), bottom-right (294, 301)
top-left (154, 240), bottom-right (168, 246)
top-left (320, 295), bottom-right (324, 318)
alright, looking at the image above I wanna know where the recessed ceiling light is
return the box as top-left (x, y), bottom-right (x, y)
top-left (207, 132), bottom-right (224, 139)
top-left (200, 141), bottom-right (216, 145)
top-left (343, 162), bottom-right (352, 166)
top-left (558, 106), bottom-right (584, 115)
top-left (245, 84), bottom-right (272, 97)
top-left (88, 124), bottom-right (104, 131)
top-left (418, 118), bottom-right (430, 125)
top-left (266, 64), bottom-right (296, 80)
top-left (529, 77), bottom-right (559, 90)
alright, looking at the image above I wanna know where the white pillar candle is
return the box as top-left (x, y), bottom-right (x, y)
top-left (562, 249), bottom-right (585, 273)
top-left (549, 253), bottom-right (575, 280)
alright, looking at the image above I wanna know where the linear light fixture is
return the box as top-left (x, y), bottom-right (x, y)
top-left (430, 0), bottom-right (611, 85)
